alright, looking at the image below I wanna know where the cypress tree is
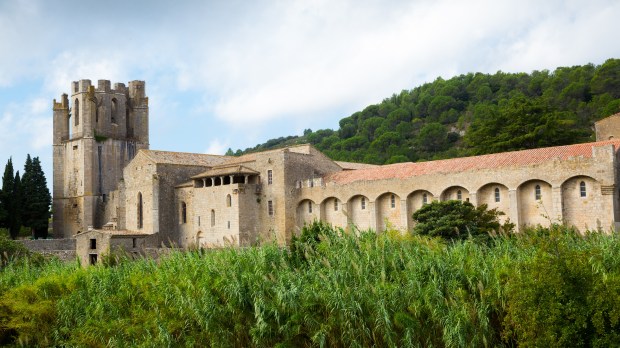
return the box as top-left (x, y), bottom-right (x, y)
top-left (11, 171), bottom-right (23, 239)
top-left (0, 158), bottom-right (17, 238)
top-left (22, 155), bottom-right (51, 239)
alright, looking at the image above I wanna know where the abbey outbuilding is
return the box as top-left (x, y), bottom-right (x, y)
top-left (52, 80), bottom-right (620, 264)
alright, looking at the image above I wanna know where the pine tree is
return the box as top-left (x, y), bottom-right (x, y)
top-left (22, 155), bottom-right (51, 239)
top-left (11, 171), bottom-right (23, 238)
top-left (0, 158), bottom-right (17, 238)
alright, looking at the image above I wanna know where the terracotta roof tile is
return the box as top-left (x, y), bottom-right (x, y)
top-left (335, 161), bottom-right (379, 170)
top-left (325, 140), bottom-right (620, 185)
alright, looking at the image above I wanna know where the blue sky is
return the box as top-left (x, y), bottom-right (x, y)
top-left (1, 0), bottom-right (620, 183)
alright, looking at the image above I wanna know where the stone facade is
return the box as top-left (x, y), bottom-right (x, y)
top-left (51, 79), bottom-right (620, 264)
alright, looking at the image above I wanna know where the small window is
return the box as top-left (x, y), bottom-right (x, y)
top-left (227, 221), bottom-right (230, 229)
top-left (422, 193), bottom-right (428, 205)
top-left (334, 199), bottom-right (338, 211)
top-left (390, 194), bottom-right (396, 208)
top-left (268, 200), bottom-right (274, 216)
top-left (361, 197), bottom-right (366, 210)
top-left (181, 202), bottom-right (187, 224)
top-left (580, 181), bottom-right (586, 197)
top-left (90, 238), bottom-right (96, 250)
top-left (494, 188), bottom-right (500, 202)
top-left (198, 216), bottom-right (201, 226)
top-left (267, 170), bottom-right (273, 185)
top-left (89, 254), bottom-right (97, 265)
top-left (310, 179), bottom-right (314, 188)
top-left (226, 194), bottom-right (232, 207)
top-left (211, 209), bottom-right (215, 226)
top-left (111, 98), bottom-right (118, 124)
top-left (74, 98), bottom-right (80, 126)
top-left (132, 238), bottom-right (137, 248)
top-left (457, 190), bottom-right (462, 201)
top-left (535, 185), bottom-right (541, 200)
top-left (137, 192), bottom-right (143, 229)
top-left (308, 201), bottom-right (312, 213)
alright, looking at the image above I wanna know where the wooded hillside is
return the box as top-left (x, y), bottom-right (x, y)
top-left (229, 59), bottom-right (620, 164)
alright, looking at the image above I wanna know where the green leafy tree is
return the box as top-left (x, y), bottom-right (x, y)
top-left (21, 155), bottom-right (51, 239)
top-left (412, 200), bottom-right (513, 242)
top-left (416, 122), bottom-right (448, 153)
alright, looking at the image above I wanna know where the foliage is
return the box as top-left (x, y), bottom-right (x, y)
top-left (21, 155), bottom-right (51, 239)
top-left (233, 59), bottom-right (620, 164)
top-left (412, 200), bottom-right (514, 242)
top-left (1, 225), bottom-right (620, 346)
top-left (0, 158), bottom-right (21, 239)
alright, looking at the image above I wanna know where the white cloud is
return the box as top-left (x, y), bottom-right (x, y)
top-left (204, 139), bottom-right (229, 155)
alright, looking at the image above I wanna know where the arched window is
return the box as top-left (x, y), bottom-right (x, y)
top-left (226, 194), bottom-right (232, 207)
top-left (181, 202), bottom-right (187, 224)
top-left (494, 188), bottom-right (500, 202)
top-left (422, 193), bottom-right (428, 204)
top-left (535, 185), bottom-right (541, 200)
top-left (390, 194), bottom-right (396, 208)
top-left (457, 190), bottom-right (462, 201)
top-left (137, 192), bottom-right (143, 229)
top-left (334, 199), bottom-right (338, 211)
top-left (361, 197), bottom-right (366, 210)
top-left (111, 98), bottom-right (118, 124)
top-left (74, 99), bottom-right (80, 126)
top-left (580, 181), bottom-right (586, 197)
top-left (308, 201), bottom-right (312, 213)
top-left (211, 209), bottom-right (215, 227)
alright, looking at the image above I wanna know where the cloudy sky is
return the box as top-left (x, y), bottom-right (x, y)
top-left (0, 0), bottom-right (619, 182)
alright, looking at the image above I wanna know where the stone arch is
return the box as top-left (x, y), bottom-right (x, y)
top-left (296, 199), bottom-right (317, 228)
top-left (561, 175), bottom-right (603, 231)
top-left (196, 231), bottom-right (205, 248)
top-left (348, 195), bottom-right (371, 231)
top-left (518, 179), bottom-right (552, 227)
top-left (407, 190), bottom-right (434, 229)
top-left (441, 186), bottom-right (470, 202)
top-left (477, 183), bottom-right (510, 223)
top-left (376, 192), bottom-right (403, 232)
top-left (321, 197), bottom-right (347, 228)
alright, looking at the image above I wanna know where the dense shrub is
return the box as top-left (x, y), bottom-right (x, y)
top-left (0, 224), bottom-right (619, 346)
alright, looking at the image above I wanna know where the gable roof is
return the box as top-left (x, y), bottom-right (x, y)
top-left (139, 150), bottom-right (230, 166)
top-left (335, 161), bottom-right (378, 170)
top-left (325, 140), bottom-right (620, 185)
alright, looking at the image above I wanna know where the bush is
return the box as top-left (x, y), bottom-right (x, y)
top-left (412, 200), bottom-right (514, 242)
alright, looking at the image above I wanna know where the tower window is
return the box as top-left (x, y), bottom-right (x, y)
top-left (226, 194), bottom-right (232, 207)
top-left (308, 201), bottom-right (312, 213)
top-left (580, 181), bottom-right (586, 197)
top-left (494, 188), bottom-right (500, 202)
top-left (334, 199), bottom-right (338, 211)
top-left (390, 194), bottom-right (396, 208)
top-left (90, 239), bottom-right (96, 250)
top-left (457, 190), bottom-right (462, 201)
top-left (181, 202), bottom-right (187, 224)
top-left (211, 209), bottom-right (215, 227)
top-left (535, 185), bottom-right (541, 200)
top-left (74, 99), bottom-right (80, 126)
top-left (111, 98), bottom-right (118, 124)
top-left (268, 200), bottom-right (274, 216)
top-left (267, 170), bottom-right (273, 185)
top-left (361, 197), bottom-right (366, 210)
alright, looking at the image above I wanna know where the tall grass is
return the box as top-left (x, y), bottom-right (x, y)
top-left (1, 223), bottom-right (620, 346)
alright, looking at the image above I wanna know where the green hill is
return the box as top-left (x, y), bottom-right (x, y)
top-left (229, 58), bottom-right (620, 164)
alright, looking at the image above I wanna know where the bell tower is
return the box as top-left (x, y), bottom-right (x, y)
top-left (52, 79), bottom-right (149, 237)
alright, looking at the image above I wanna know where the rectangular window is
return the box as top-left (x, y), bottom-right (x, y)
top-left (227, 221), bottom-right (231, 229)
top-left (361, 197), bottom-right (366, 210)
top-left (267, 170), bottom-right (273, 185)
top-left (308, 201), bottom-right (312, 213)
top-left (268, 200), bottom-right (274, 216)
top-left (198, 216), bottom-right (201, 226)
top-left (494, 188), bottom-right (500, 203)
top-left (89, 254), bottom-right (98, 265)
top-left (90, 239), bottom-right (96, 250)
top-left (390, 194), bottom-right (395, 208)
top-left (132, 238), bottom-right (137, 248)
top-left (334, 199), bottom-right (338, 211)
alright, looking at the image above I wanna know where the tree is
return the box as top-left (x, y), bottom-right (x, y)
top-left (0, 158), bottom-right (18, 239)
top-left (21, 155), bottom-right (51, 239)
top-left (412, 200), bottom-right (513, 242)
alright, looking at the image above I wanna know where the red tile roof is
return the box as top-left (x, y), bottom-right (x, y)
top-left (325, 140), bottom-right (620, 185)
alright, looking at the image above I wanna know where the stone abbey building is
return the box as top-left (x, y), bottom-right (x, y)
top-left (52, 79), bottom-right (620, 264)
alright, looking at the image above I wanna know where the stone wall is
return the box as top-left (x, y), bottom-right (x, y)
top-left (18, 239), bottom-right (77, 262)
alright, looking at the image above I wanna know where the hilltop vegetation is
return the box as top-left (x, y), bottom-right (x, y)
top-left (1, 223), bottom-right (620, 346)
top-left (229, 59), bottom-right (620, 163)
